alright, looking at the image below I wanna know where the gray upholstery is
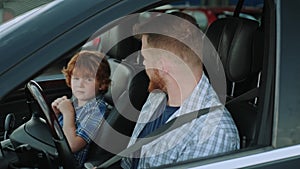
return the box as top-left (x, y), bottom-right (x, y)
top-left (104, 59), bottom-right (133, 107)
top-left (86, 58), bottom-right (149, 164)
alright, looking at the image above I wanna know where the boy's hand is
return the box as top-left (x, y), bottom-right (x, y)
top-left (57, 97), bottom-right (74, 116)
top-left (51, 96), bottom-right (73, 116)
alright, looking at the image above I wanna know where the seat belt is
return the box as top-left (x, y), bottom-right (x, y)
top-left (85, 105), bottom-right (222, 169)
top-left (226, 87), bottom-right (259, 106)
top-left (233, 0), bottom-right (245, 17)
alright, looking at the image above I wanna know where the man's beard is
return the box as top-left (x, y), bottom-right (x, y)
top-left (147, 69), bottom-right (167, 93)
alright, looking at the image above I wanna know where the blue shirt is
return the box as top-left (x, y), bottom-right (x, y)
top-left (132, 105), bottom-right (179, 169)
top-left (138, 105), bottom-right (180, 138)
top-left (58, 94), bottom-right (106, 167)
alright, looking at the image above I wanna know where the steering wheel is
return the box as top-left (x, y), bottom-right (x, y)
top-left (26, 80), bottom-right (78, 169)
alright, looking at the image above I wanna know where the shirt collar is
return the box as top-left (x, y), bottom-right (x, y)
top-left (167, 74), bottom-right (215, 121)
top-left (72, 94), bottom-right (104, 109)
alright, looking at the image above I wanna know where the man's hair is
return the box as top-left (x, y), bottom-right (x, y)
top-left (62, 50), bottom-right (111, 93)
top-left (133, 12), bottom-right (203, 67)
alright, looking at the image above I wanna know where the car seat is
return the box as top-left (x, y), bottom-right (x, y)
top-left (85, 57), bottom-right (149, 166)
top-left (205, 16), bottom-right (264, 148)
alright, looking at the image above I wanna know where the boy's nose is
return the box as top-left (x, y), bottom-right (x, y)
top-left (78, 79), bottom-right (85, 87)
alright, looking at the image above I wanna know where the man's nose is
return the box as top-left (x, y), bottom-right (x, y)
top-left (140, 50), bottom-right (145, 58)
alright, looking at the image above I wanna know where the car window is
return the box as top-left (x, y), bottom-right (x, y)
top-left (0, 0), bottom-right (53, 25)
top-left (183, 10), bottom-right (209, 30)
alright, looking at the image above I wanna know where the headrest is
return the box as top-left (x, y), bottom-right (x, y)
top-left (104, 59), bottom-right (149, 111)
top-left (104, 59), bottom-right (133, 106)
top-left (206, 17), bottom-right (261, 82)
top-left (100, 20), bottom-right (141, 61)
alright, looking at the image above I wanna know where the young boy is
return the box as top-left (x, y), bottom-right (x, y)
top-left (51, 50), bottom-right (111, 166)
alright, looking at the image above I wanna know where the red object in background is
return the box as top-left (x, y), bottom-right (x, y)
top-left (92, 37), bottom-right (101, 47)
top-left (203, 9), bottom-right (217, 26)
top-left (156, 6), bottom-right (261, 30)
top-left (1, 8), bottom-right (15, 23)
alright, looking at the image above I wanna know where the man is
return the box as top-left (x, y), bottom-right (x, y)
top-left (121, 12), bottom-right (240, 169)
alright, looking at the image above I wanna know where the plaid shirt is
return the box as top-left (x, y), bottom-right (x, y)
top-left (121, 74), bottom-right (240, 169)
top-left (58, 95), bottom-right (106, 167)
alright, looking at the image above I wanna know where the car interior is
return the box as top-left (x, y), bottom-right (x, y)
top-left (0, 0), bottom-right (275, 168)
top-left (84, 0), bottom-right (268, 166)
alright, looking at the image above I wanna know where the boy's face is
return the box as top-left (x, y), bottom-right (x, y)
top-left (71, 69), bottom-right (100, 105)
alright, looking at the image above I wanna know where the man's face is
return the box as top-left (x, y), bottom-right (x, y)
top-left (141, 35), bottom-right (166, 92)
top-left (141, 35), bottom-right (155, 71)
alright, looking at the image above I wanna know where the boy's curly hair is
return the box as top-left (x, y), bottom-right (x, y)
top-left (62, 50), bottom-right (111, 93)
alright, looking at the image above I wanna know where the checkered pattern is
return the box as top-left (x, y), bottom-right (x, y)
top-left (58, 95), bottom-right (106, 167)
top-left (121, 75), bottom-right (240, 169)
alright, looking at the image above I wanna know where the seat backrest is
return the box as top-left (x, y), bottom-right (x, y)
top-left (86, 58), bottom-right (149, 163)
top-left (205, 17), bottom-right (264, 148)
top-left (99, 16), bottom-right (141, 61)
top-left (206, 17), bottom-right (261, 97)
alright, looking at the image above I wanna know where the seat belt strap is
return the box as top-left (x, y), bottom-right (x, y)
top-left (233, 0), bottom-right (245, 17)
top-left (91, 105), bottom-right (222, 169)
top-left (226, 87), bottom-right (259, 106)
